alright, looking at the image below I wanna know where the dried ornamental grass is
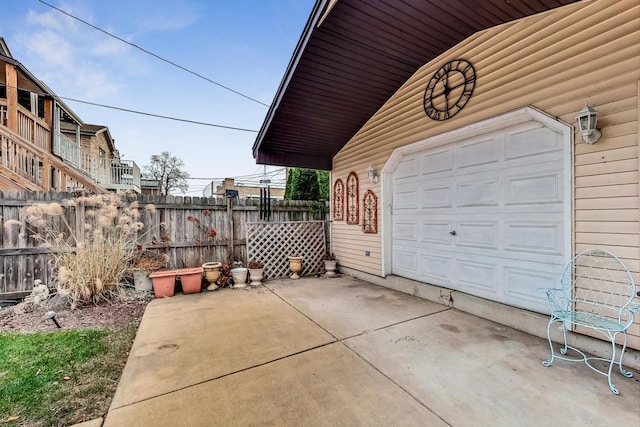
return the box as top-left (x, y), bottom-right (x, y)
top-left (4, 192), bottom-right (164, 308)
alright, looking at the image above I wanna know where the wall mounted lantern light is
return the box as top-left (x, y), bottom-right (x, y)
top-left (367, 165), bottom-right (379, 183)
top-left (576, 105), bottom-right (601, 144)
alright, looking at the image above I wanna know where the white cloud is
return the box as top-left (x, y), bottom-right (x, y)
top-left (14, 5), bottom-right (136, 100)
top-left (25, 8), bottom-right (73, 32)
top-left (139, 9), bottom-right (199, 33)
top-left (89, 36), bottom-right (130, 57)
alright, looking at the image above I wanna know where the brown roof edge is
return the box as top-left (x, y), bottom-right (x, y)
top-left (252, 0), bottom-right (329, 161)
top-left (256, 149), bottom-right (332, 171)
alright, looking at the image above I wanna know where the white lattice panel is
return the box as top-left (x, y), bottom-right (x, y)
top-left (246, 221), bottom-right (326, 279)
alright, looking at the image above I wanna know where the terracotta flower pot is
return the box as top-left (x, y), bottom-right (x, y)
top-left (149, 270), bottom-right (178, 298)
top-left (178, 267), bottom-right (204, 294)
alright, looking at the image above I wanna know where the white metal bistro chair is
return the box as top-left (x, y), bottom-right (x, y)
top-left (539, 249), bottom-right (639, 394)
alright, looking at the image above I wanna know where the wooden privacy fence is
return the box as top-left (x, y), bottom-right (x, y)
top-left (0, 191), bottom-right (329, 298)
top-left (246, 221), bottom-right (326, 279)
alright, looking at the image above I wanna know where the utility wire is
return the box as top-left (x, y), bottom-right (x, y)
top-left (61, 97), bottom-right (258, 132)
top-left (1, 83), bottom-right (257, 131)
top-left (36, 0), bottom-right (270, 107)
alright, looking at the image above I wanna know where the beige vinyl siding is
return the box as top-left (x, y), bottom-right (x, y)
top-left (332, 0), bottom-right (640, 348)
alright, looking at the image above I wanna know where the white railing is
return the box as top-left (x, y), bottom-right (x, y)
top-left (53, 132), bottom-right (81, 168)
top-left (79, 154), bottom-right (141, 192)
top-left (107, 159), bottom-right (141, 192)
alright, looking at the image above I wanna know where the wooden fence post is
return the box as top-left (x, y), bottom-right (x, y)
top-left (227, 196), bottom-right (233, 263)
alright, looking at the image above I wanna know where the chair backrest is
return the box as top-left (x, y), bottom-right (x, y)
top-left (560, 249), bottom-right (636, 320)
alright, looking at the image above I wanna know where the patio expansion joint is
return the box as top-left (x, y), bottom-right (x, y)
top-left (262, 285), bottom-right (454, 425)
top-left (266, 284), bottom-right (454, 343)
top-left (109, 339), bottom-right (340, 412)
top-left (338, 306), bottom-right (454, 342)
top-left (340, 342), bottom-right (453, 426)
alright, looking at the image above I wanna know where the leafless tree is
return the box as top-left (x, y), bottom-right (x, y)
top-left (143, 151), bottom-right (190, 195)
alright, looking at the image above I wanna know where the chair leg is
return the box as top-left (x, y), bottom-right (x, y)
top-left (606, 335), bottom-right (619, 395)
top-left (618, 332), bottom-right (633, 378)
top-left (560, 322), bottom-right (569, 355)
top-left (542, 318), bottom-right (556, 367)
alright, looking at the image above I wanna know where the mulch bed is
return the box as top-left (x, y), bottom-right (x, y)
top-left (0, 290), bottom-right (153, 334)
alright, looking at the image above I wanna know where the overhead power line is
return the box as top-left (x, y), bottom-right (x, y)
top-left (1, 83), bottom-right (256, 131)
top-left (36, 0), bottom-right (269, 107)
top-left (61, 97), bottom-right (258, 132)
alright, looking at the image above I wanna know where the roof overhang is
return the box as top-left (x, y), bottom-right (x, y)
top-left (253, 0), bottom-right (579, 170)
top-left (1, 53), bottom-right (84, 125)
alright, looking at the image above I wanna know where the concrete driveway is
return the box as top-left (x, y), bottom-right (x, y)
top-left (103, 276), bottom-right (640, 426)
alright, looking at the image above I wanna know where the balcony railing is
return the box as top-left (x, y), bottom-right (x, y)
top-left (17, 105), bottom-right (51, 152)
top-left (1, 99), bottom-right (140, 193)
top-left (108, 160), bottom-right (141, 193)
top-left (53, 132), bottom-right (81, 168)
top-left (81, 154), bottom-right (141, 193)
top-left (0, 124), bottom-right (106, 193)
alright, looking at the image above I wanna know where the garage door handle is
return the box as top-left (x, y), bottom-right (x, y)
top-left (449, 230), bottom-right (456, 236)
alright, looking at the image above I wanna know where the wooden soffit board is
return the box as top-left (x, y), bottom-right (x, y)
top-left (253, 0), bottom-right (580, 170)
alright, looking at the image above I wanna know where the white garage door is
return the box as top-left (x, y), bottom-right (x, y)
top-left (392, 121), bottom-right (569, 314)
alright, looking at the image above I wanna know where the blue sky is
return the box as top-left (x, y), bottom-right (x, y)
top-left (0, 0), bottom-right (315, 194)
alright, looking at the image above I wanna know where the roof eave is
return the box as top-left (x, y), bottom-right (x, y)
top-left (252, 0), bottom-right (329, 163)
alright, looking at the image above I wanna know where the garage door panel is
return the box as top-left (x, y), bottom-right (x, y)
top-left (456, 258), bottom-right (499, 293)
top-left (394, 188), bottom-right (419, 210)
top-left (456, 221), bottom-right (500, 250)
top-left (421, 148), bottom-right (453, 176)
top-left (503, 264), bottom-right (560, 313)
top-left (505, 222), bottom-right (563, 256)
top-left (457, 178), bottom-right (500, 207)
top-left (421, 185), bottom-right (453, 208)
top-left (419, 252), bottom-right (453, 285)
top-left (394, 221), bottom-right (418, 242)
top-left (393, 248), bottom-right (418, 275)
top-left (505, 172), bottom-right (562, 205)
top-left (395, 157), bottom-right (420, 180)
top-left (506, 126), bottom-right (561, 161)
top-left (421, 220), bottom-right (454, 245)
top-left (457, 137), bottom-right (501, 169)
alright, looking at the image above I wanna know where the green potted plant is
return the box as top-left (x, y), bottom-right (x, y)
top-left (247, 260), bottom-right (265, 286)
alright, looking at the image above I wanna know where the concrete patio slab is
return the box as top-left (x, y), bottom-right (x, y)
top-left (344, 309), bottom-right (640, 427)
top-left (266, 276), bottom-right (449, 339)
top-left (104, 343), bottom-right (445, 427)
top-left (106, 277), bottom-right (640, 426)
top-left (110, 287), bottom-right (335, 409)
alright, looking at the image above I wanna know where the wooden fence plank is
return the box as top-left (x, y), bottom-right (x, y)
top-left (0, 192), bottom-right (329, 297)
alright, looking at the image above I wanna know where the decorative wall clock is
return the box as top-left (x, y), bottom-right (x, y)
top-left (423, 59), bottom-right (476, 121)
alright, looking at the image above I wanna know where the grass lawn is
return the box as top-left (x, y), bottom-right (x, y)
top-left (0, 323), bottom-right (138, 426)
